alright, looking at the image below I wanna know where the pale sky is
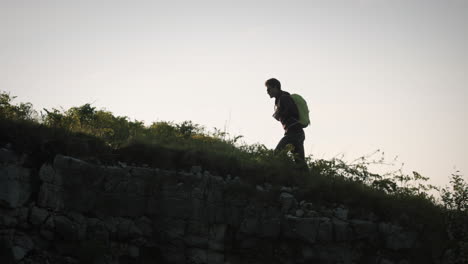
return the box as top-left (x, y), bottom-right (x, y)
top-left (1, 0), bottom-right (467, 188)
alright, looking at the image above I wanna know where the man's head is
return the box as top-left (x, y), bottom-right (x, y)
top-left (265, 78), bottom-right (281, 98)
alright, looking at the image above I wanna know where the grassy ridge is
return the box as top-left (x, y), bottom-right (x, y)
top-left (1, 91), bottom-right (466, 259)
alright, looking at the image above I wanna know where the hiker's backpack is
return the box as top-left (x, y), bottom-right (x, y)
top-left (291, 94), bottom-right (310, 128)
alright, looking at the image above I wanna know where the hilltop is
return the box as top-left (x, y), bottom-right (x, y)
top-left (0, 91), bottom-right (466, 263)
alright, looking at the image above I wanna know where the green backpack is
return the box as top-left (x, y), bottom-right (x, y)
top-left (291, 94), bottom-right (310, 128)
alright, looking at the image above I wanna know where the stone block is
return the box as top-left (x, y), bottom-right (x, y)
top-left (332, 218), bottom-right (352, 242)
top-left (0, 165), bottom-right (32, 208)
top-left (282, 215), bottom-right (321, 244)
top-left (379, 223), bottom-right (418, 250)
top-left (0, 148), bottom-right (18, 164)
top-left (38, 183), bottom-right (64, 210)
top-left (188, 248), bottom-right (224, 264)
top-left (0, 208), bottom-right (17, 227)
top-left (317, 217), bottom-right (333, 242)
top-left (29, 206), bottom-right (49, 226)
top-left (334, 207), bottom-right (349, 220)
top-left (39, 164), bottom-right (59, 184)
top-left (279, 192), bottom-right (297, 214)
top-left (54, 215), bottom-right (86, 241)
top-left (350, 219), bottom-right (378, 240)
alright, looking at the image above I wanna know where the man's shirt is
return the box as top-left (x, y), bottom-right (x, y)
top-left (273, 91), bottom-right (303, 134)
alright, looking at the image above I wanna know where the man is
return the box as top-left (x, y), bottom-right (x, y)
top-left (265, 78), bottom-right (306, 167)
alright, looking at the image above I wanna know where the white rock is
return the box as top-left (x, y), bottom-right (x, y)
top-left (279, 192), bottom-right (297, 213)
top-left (295, 209), bottom-right (305, 217)
top-left (334, 207), bottom-right (349, 220)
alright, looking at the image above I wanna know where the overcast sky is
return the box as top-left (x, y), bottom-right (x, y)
top-left (1, 0), bottom-right (467, 188)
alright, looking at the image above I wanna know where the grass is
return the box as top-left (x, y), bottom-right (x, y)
top-left (0, 117), bottom-right (444, 224)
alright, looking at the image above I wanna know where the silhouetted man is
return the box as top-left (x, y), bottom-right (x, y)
top-left (265, 78), bottom-right (306, 167)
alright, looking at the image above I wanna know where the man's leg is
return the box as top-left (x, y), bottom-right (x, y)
top-left (293, 132), bottom-right (307, 170)
top-left (274, 134), bottom-right (292, 154)
top-left (275, 131), bottom-right (306, 165)
top-left (285, 131), bottom-right (305, 165)
top-left (275, 132), bottom-right (308, 172)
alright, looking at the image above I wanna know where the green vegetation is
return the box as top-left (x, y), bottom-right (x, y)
top-left (1, 91), bottom-right (467, 261)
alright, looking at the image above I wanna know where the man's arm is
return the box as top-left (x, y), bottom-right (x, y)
top-left (274, 95), bottom-right (296, 122)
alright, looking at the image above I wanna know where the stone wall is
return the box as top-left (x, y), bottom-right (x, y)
top-left (0, 150), bottom-right (441, 264)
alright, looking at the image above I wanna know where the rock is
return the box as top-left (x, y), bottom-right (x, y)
top-left (367, 212), bottom-right (379, 222)
top-left (135, 216), bottom-right (153, 237)
top-left (40, 228), bottom-right (55, 241)
top-left (0, 214), bottom-right (17, 227)
top-left (282, 215), bottom-right (321, 244)
top-left (226, 174), bottom-right (232, 181)
top-left (379, 223), bottom-right (418, 250)
top-left (96, 166), bottom-right (148, 217)
top-left (0, 208), bottom-right (17, 227)
top-left (0, 148), bottom-right (18, 164)
top-left (296, 209), bottom-right (305, 217)
top-left (11, 246), bottom-right (27, 261)
top-left (279, 192), bottom-right (297, 214)
top-left (350, 219), bottom-right (378, 240)
top-left (257, 207), bottom-right (282, 238)
top-left (63, 256), bottom-right (79, 264)
top-left (13, 232), bottom-right (34, 252)
top-left (0, 153), bottom-right (436, 263)
top-left (317, 217), bottom-right (333, 242)
top-left (191, 166), bottom-right (202, 174)
top-left (86, 218), bottom-right (109, 243)
top-left (39, 164), bottom-right (59, 184)
top-left (188, 248), bottom-right (224, 264)
top-left (103, 217), bottom-right (119, 236)
top-left (305, 245), bottom-right (354, 264)
top-left (301, 245), bottom-right (315, 261)
top-left (116, 218), bottom-right (142, 240)
top-left (185, 234), bottom-right (208, 248)
top-left (128, 245), bottom-right (140, 258)
top-left (29, 206), bottom-right (49, 226)
top-left (54, 215), bottom-right (74, 239)
top-left (0, 232), bottom-right (35, 262)
top-left (380, 259), bottom-right (395, 264)
top-left (54, 215), bottom-right (86, 241)
top-left (300, 201), bottom-right (314, 210)
top-left (52, 155), bottom-right (108, 214)
top-left (0, 165), bottom-right (32, 208)
top-left (208, 224), bottom-right (226, 251)
top-left (15, 207), bottom-right (30, 229)
top-left (43, 215), bottom-right (55, 229)
top-left (332, 218), bottom-right (352, 242)
top-left (239, 214), bottom-right (259, 235)
top-left (334, 207), bottom-right (349, 220)
top-left (38, 183), bottom-right (64, 210)
top-left (37, 163), bottom-right (66, 211)
top-left (118, 161), bottom-right (127, 168)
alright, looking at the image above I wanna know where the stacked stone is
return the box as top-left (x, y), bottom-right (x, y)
top-left (0, 150), bottom-right (436, 264)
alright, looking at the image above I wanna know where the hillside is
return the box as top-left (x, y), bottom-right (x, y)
top-left (0, 92), bottom-right (466, 263)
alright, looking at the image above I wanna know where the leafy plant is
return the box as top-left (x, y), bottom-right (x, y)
top-left (440, 172), bottom-right (468, 263)
top-left (0, 91), bottom-right (37, 121)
